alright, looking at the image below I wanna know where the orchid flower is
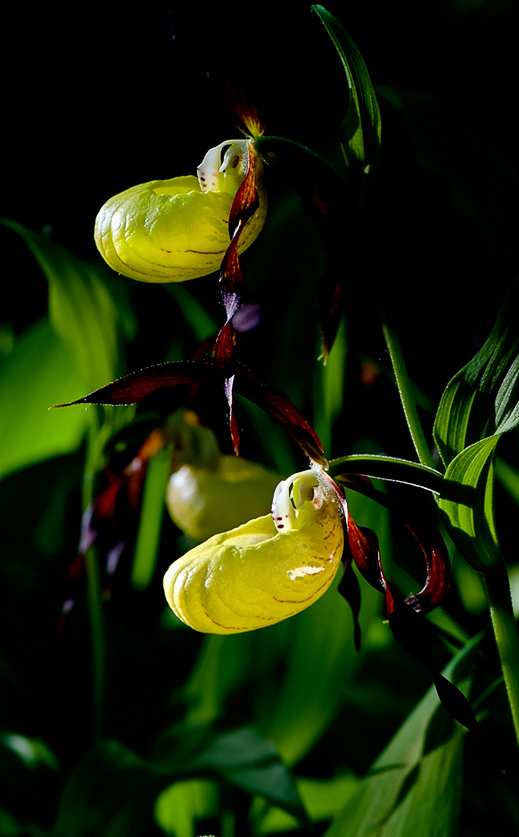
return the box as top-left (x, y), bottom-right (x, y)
top-left (94, 139), bottom-right (266, 283)
top-left (163, 469), bottom-right (344, 634)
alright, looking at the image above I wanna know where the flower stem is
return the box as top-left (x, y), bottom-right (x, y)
top-left (484, 562), bottom-right (519, 747)
top-left (85, 547), bottom-right (105, 741)
top-left (376, 285), bottom-right (434, 468)
top-left (82, 409), bottom-right (108, 742)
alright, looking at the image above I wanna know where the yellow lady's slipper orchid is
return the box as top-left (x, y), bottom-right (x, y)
top-left (163, 470), bottom-right (344, 634)
top-left (94, 140), bottom-right (266, 282)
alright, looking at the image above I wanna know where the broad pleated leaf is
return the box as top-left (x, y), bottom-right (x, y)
top-left (0, 319), bottom-right (87, 479)
top-left (2, 219), bottom-right (135, 392)
top-left (434, 280), bottom-right (519, 467)
top-left (439, 436), bottom-right (500, 572)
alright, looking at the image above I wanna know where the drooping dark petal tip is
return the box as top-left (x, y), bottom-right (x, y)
top-left (346, 516), bottom-right (393, 611)
top-left (402, 518), bottom-right (451, 615)
top-left (51, 361), bottom-right (214, 408)
top-left (233, 369), bottom-right (328, 468)
top-left (334, 473), bottom-right (450, 615)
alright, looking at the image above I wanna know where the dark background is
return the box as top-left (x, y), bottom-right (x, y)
top-left (4, 0), bottom-right (517, 400)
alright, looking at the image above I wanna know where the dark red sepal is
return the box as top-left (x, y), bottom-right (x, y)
top-left (52, 361), bottom-right (213, 408)
top-left (54, 360), bottom-right (327, 467)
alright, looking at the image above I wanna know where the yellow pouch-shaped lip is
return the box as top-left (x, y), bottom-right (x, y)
top-left (94, 140), bottom-right (266, 283)
top-left (163, 470), bottom-right (344, 634)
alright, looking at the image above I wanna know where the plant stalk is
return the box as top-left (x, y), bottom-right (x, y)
top-left (85, 547), bottom-right (105, 741)
top-left (484, 563), bottom-right (519, 747)
top-left (82, 408), bottom-right (108, 742)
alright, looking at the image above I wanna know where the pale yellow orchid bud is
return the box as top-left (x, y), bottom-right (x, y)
top-left (94, 140), bottom-right (266, 283)
top-left (164, 410), bottom-right (280, 541)
top-left (166, 456), bottom-right (281, 543)
top-left (163, 470), bottom-right (344, 634)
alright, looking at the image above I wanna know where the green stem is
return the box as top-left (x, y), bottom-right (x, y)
top-left (82, 408), bottom-right (108, 742)
top-left (380, 316), bottom-right (434, 470)
top-left (85, 547), bottom-right (105, 741)
top-left (484, 563), bottom-right (519, 747)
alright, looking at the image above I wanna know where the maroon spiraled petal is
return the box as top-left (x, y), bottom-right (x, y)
top-left (234, 369), bottom-right (328, 468)
top-left (228, 148), bottom-right (260, 240)
top-left (214, 147), bottom-right (260, 370)
top-left (214, 322), bottom-right (237, 370)
top-left (403, 519), bottom-right (450, 614)
top-left (52, 361), bottom-right (215, 407)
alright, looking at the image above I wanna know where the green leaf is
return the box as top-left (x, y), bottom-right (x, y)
top-left (154, 780), bottom-right (218, 837)
top-left (439, 437), bottom-right (501, 572)
top-left (312, 5), bottom-right (382, 174)
top-left (2, 220), bottom-right (135, 393)
top-left (433, 280), bottom-right (519, 467)
top-left (314, 318), bottom-right (347, 454)
top-left (155, 724), bottom-right (308, 825)
top-left (323, 636), bottom-right (480, 837)
top-left (0, 319), bottom-right (87, 479)
top-left (131, 444), bottom-right (171, 591)
top-left (51, 741), bottom-right (162, 837)
top-left (166, 284), bottom-right (218, 343)
top-left (0, 733), bottom-right (58, 771)
top-left (254, 773), bottom-right (361, 834)
top-left (186, 726), bottom-right (307, 823)
top-left (329, 454), bottom-right (444, 494)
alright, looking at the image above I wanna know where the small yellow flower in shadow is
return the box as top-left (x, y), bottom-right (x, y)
top-left (163, 469), bottom-right (344, 634)
top-left (164, 410), bottom-right (280, 542)
top-left (94, 140), bottom-right (266, 283)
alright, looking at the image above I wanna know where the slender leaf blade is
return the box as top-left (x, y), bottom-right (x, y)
top-left (324, 637), bottom-right (480, 837)
top-left (312, 5), bottom-right (382, 172)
